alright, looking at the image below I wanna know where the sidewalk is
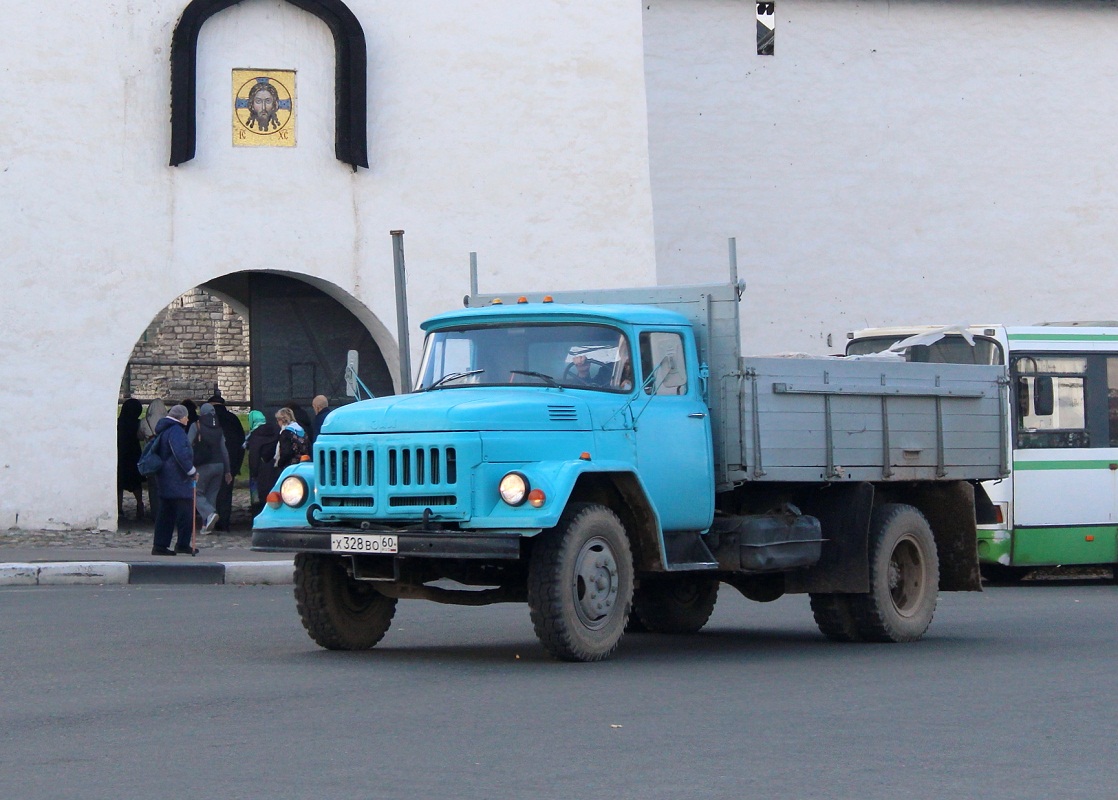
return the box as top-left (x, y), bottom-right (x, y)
top-left (0, 519), bottom-right (293, 587)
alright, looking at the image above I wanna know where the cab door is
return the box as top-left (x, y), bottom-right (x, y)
top-left (631, 329), bottom-right (714, 531)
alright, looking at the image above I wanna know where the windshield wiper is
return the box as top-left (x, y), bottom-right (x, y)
top-left (509, 370), bottom-right (560, 388)
top-left (426, 369), bottom-right (485, 390)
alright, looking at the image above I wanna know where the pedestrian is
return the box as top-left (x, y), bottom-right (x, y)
top-left (274, 406), bottom-right (309, 469)
top-left (245, 410), bottom-right (280, 516)
top-left (181, 398), bottom-right (199, 429)
top-left (287, 401), bottom-right (316, 448)
top-left (206, 394), bottom-right (245, 531)
top-left (141, 398), bottom-right (166, 522)
top-left (151, 404), bottom-right (199, 556)
top-left (188, 402), bottom-right (231, 535)
top-left (312, 394), bottom-right (332, 437)
top-left (116, 398), bottom-right (145, 522)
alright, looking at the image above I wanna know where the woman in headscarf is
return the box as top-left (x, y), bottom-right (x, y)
top-left (244, 410), bottom-right (279, 516)
top-left (116, 398), bottom-right (145, 521)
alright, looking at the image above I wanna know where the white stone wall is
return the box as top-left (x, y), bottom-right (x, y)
top-left (644, 0), bottom-right (1118, 355)
top-left (0, 0), bottom-right (656, 530)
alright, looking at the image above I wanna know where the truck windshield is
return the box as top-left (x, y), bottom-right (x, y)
top-left (847, 335), bottom-right (1003, 365)
top-left (416, 323), bottom-right (633, 392)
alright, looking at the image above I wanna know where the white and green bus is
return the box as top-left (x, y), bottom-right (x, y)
top-left (847, 323), bottom-right (1118, 580)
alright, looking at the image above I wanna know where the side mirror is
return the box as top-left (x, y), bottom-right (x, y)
top-left (659, 354), bottom-right (686, 389)
top-left (345, 350), bottom-right (359, 398)
top-left (1033, 375), bottom-right (1055, 417)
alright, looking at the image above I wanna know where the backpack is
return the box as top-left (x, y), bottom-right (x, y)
top-left (137, 432), bottom-right (165, 477)
top-left (192, 433), bottom-right (213, 465)
top-left (276, 428), bottom-right (308, 466)
top-left (291, 431), bottom-right (308, 461)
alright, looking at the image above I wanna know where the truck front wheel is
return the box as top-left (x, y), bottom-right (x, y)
top-left (294, 553), bottom-right (397, 650)
top-left (528, 503), bottom-right (634, 662)
top-left (633, 576), bottom-right (719, 634)
top-left (848, 503), bottom-right (939, 643)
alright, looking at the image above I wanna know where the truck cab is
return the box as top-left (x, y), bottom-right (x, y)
top-left (256, 301), bottom-right (714, 547)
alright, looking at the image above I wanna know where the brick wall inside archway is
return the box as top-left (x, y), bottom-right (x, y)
top-left (121, 288), bottom-right (251, 407)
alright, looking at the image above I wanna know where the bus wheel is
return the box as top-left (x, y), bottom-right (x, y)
top-left (294, 553), bottom-right (397, 650)
top-left (528, 503), bottom-right (634, 661)
top-left (849, 503), bottom-right (939, 643)
top-left (633, 576), bottom-right (719, 634)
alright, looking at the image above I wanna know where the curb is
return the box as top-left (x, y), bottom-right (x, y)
top-left (0, 559), bottom-right (294, 587)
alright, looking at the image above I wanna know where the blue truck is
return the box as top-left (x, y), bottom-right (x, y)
top-left (253, 277), bottom-right (1008, 661)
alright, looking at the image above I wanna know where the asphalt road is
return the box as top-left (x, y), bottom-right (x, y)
top-left (2, 580), bottom-right (1116, 800)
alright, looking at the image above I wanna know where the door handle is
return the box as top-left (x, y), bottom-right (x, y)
top-left (688, 412), bottom-right (706, 419)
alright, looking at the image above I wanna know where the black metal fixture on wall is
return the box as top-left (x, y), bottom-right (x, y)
top-left (169, 0), bottom-right (369, 169)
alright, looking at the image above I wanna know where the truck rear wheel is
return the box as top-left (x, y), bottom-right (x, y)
top-left (528, 503), bottom-right (634, 662)
top-left (849, 503), bottom-right (939, 643)
top-left (809, 593), bottom-right (861, 642)
top-left (294, 553), bottom-right (397, 650)
top-left (633, 577), bottom-right (719, 634)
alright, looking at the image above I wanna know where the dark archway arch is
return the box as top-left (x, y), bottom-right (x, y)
top-left (170, 0), bottom-right (368, 169)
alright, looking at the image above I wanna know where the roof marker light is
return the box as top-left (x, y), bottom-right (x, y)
top-left (491, 298), bottom-right (503, 305)
top-left (579, 452), bottom-right (591, 461)
top-left (542, 296), bottom-right (554, 303)
top-left (517, 296), bottom-right (529, 304)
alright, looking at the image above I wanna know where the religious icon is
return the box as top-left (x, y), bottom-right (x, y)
top-left (233, 69), bottom-right (295, 147)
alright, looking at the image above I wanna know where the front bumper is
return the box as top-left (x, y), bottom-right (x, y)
top-left (252, 527), bottom-right (527, 560)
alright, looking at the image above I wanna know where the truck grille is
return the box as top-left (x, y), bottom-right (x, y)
top-left (389, 495), bottom-right (458, 507)
top-left (314, 436), bottom-right (473, 519)
top-left (317, 445), bottom-right (458, 488)
top-left (386, 446), bottom-right (457, 487)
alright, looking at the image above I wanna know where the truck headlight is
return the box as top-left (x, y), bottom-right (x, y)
top-left (498, 472), bottom-right (529, 506)
top-left (280, 475), bottom-right (308, 507)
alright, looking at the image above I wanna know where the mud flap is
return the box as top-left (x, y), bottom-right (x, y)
top-left (784, 482), bottom-right (874, 594)
top-left (900, 481), bottom-right (982, 592)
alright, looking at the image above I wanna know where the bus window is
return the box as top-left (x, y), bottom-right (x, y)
top-left (1107, 358), bottom-right (1118, 446)
top-left (846, 335), bottom-right (1003, 365)
top-left (1013, 356), bottom-right (1088, 448)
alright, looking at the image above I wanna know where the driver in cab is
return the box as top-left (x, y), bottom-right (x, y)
top-left (569, 353), bottom-right (610, 387)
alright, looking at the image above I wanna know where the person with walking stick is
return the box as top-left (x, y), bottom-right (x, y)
top-left (150, 404), bottom-right (200, 556)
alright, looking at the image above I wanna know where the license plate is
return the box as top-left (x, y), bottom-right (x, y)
top-left (330, 533), bottom-right (398, 554)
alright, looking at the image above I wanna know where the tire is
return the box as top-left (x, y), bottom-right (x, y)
top-left (809, 593), bottom-right (861, 642)
top-left (294, 552), bottom-right (397, 650)
top-left (633, 576), bottom-right (719, 634)
top-left (848, 503), bottom-right (939, 643)
top-left (527, 503), bottom-right (634, 662)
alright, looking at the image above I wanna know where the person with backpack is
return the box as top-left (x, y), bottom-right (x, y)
top-left (188, 402), bottom-right (231, 535)
top-left (274, 406), bottom-right (308, 469)
top-left (150, 404), bottom-right (199, 556)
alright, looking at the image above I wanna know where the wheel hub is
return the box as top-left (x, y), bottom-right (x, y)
top-left (888, 534), bottom-right (927, 617)
top-left (573, 536), bottom-right (619, 630)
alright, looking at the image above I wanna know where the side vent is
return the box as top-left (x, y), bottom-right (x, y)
top-left (548, 404), bottom-right (579, 422)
